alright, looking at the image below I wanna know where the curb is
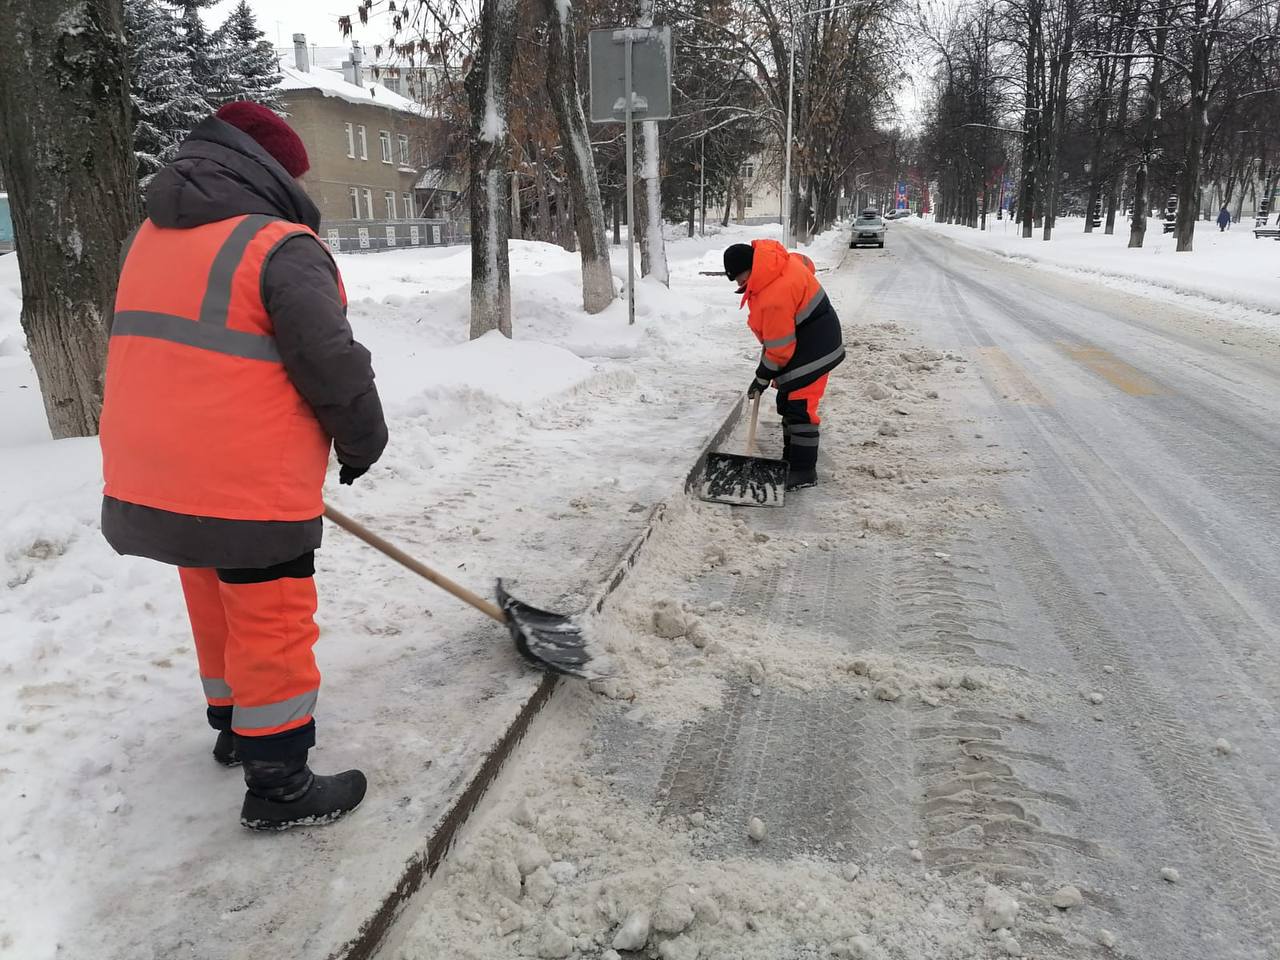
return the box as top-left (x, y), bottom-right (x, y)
top-left (331, 393), bottom-right (748, 960)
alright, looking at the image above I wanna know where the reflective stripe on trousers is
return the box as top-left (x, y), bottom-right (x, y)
top-left (779, 374), bottom-right (828, 473)
top-left (178, 567), bottom-right (320, 737)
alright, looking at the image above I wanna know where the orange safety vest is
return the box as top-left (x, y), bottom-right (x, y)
top-left (101, 214), bottom-right (342, 522)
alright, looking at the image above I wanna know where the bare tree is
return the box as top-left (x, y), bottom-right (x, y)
top-left (0, 0), bottom-right (139, 438)
top-left (635, 0), bottom-right (669, 284)
top-left (543, 0), bottom-right (616, 309)
top-left (465, 0), bottom-right (518, 337)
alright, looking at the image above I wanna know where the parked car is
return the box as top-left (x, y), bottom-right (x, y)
top-left (885, 209), bottom-right (911, 220)
top-left (850, 209), bottom-right (886, 248)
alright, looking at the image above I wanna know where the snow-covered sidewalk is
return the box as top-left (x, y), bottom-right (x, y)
top-left (0, 222), bottom-right (851, 957)
top-left (908, 215), bottom-right (1280, 320)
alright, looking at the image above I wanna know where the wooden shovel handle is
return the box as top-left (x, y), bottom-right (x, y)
top-left (745, 392), bottom-right (761, 455)
top-left (323, 504), bottom-right (507, 624)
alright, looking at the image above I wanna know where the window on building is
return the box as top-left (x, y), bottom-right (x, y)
top-left (356, 125), bottom-right (367, 160)
top-left (383, 73), bottom-right (403, 96)
top-left (379, 131), bottom-right (392, 164)
top-left (743, 162), bottom-right (755, 181)
top-left (384, 190), bottom-right (397, 219)
top-left (349, 186), bottom-right (360, 219)
top-left (344, 123), bottom-right (355, 159)
top-left (403, 193), bottom-right (414, 219)
top-left (745, 192), bottom-right (754, 209)
top-left (398, 134), bottom-right (410, 166)
top-left (362, 188), bottom-right (374, 220)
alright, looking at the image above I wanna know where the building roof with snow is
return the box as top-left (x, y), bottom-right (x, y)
top-left (277, 59), bottom-right (425, 117)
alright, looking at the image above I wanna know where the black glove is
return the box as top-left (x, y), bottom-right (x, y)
top-left (338, 463), bottom-right (369, 485)
top-left (747, 375), bottom-right (769, 399)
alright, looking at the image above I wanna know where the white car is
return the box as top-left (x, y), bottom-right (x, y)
top-left (850, 209), bottom-right (886, 248)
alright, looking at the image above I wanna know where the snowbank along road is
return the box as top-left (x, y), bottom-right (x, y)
top-left (385, 222), bottom-right (1280, 960)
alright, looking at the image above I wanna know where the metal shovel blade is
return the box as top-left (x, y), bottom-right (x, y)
top-left (699, 451), bottom-right (789, 507)
top-left (496, 579), bottom-right (594, 679)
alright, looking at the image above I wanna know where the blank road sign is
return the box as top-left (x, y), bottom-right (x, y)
top-left (588, 26), bottom-right (673, 123)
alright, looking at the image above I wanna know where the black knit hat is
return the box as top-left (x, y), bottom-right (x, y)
top-left (723, 243), bottom-right (754, 280)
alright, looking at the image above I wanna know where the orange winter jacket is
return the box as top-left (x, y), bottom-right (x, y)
top-left (741, 239), bottom-right (844, 392)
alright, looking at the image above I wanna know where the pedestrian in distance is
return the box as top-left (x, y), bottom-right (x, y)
top-left (99, 103), bottom-right (388, 830)
top-left (723, 240), bottom-right (846, 490)
top-left (1218, 206), bottom-right (1232, 232)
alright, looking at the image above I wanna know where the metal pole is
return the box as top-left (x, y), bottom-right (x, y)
top-left (625, 33), bottom-right (636, 326)
top-left (699, 133), bottom-right (706, 237)
top-left (782, 34), bottom-right (795, 244)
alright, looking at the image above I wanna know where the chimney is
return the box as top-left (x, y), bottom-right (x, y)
top-left (344, 42), bottom-right (364, 86)
top-left (292, 33), bottom-right (309, 72)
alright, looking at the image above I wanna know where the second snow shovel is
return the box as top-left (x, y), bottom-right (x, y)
top-left (699, 393), bottom-right (789, 507)
top-left (323, 505), bottom-right (595, 679)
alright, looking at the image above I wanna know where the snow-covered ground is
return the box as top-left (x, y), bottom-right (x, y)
top-left (0, 222), bottom-right (852, 957)
top-left (910, 215), bottom-right (1280, 320)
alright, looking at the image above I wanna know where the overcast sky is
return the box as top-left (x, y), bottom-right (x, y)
top-left (208, 0), bottom-right (925, 127)
top-left (206, 0), bottom-right (388, 49)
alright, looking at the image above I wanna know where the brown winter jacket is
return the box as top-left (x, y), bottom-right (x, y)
top-left (100, 118), bottom-right (388, 568)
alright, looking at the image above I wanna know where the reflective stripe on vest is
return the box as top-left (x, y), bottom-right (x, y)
top-left (110, 214), bottom-right (282, 359)
top-left (795, 287), bottom-right (828, 325)
top-left (774, 345), bottom-right (847, 387)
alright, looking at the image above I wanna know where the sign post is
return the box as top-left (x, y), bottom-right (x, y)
top-left (588, 26), bottom-right (672, 325)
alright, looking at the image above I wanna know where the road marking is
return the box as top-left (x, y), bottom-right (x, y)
top-left (975, 347), bottom-right (1051, 406)
top-left (1058, 343), bottom-right (1167, 396)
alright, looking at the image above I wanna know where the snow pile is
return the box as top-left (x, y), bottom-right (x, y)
top-left (398, 714), bottom-right (1003, 960)
top-left (909, 215), bottom-right (1280, 319)
top-left (577, 498), bottom-right (1035, 727)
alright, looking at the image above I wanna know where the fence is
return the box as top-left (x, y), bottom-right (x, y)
top-left (321, 218), bottom-right (468, 254)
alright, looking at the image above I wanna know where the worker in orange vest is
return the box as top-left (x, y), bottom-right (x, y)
top-left (99, 103), bottom-right (388, 830)
top-left (723, 240), bottom-right (845, 489)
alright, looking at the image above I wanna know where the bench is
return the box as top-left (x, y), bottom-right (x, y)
top-left (1253, 227), bottom-right (1280, 240)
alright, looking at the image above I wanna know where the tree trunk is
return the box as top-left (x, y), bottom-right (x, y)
top-left (1042, 18), bottom-right (1075, 242)
top-left (534, 147), bottom-right (553, 241)
top-left (466, 0), bottom-right (517, 339)
top-left (1174, 1), bottom-right (1216, 253)
top-left (1129, 6), bottom-right (1166, 249)
top-left (613, 193), bottom-right (622, 245)
top-left (721, 181), bottom-right (732, 227)
top-left (1105, 50), bottom-right (1134, 235)
top-left (543, 0), bottom-right (613, 312)
top-left (511, 169), bottom-right (523, 238)
top-left (636, 119), bottom-right (669, 284)
top-left (633, 0), bottom-right (667, 285)
top-left (0, 0), bottom-right (138, 438)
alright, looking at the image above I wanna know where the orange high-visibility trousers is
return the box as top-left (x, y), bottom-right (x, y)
top-left (777, 373), bottom-right (829, 473)
top-left (178, 567), bottom-right (320, 740)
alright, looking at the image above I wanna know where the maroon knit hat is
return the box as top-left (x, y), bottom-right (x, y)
top-left (215, 101), bottom-right (310, 178)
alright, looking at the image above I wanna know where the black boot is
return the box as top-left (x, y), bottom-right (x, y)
top-left (786, 468), bottom-right (818, 490)
top-left (213, 729), bottom-right (240, 767)
top-left (240, 754), bottom-right (367, 831)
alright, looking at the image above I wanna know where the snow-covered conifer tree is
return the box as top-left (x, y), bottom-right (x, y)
top-left (213, 0), bottom-right (282, 106)
top-left (125, 0), bottom-right (210, 180)
top-left (163, 0), bottom-right (228, 106)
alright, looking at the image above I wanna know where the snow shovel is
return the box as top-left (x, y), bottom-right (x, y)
top-left (323, 505), bottom-right (595, 679)
top-left (699, 393), bottom-right (789, 507)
